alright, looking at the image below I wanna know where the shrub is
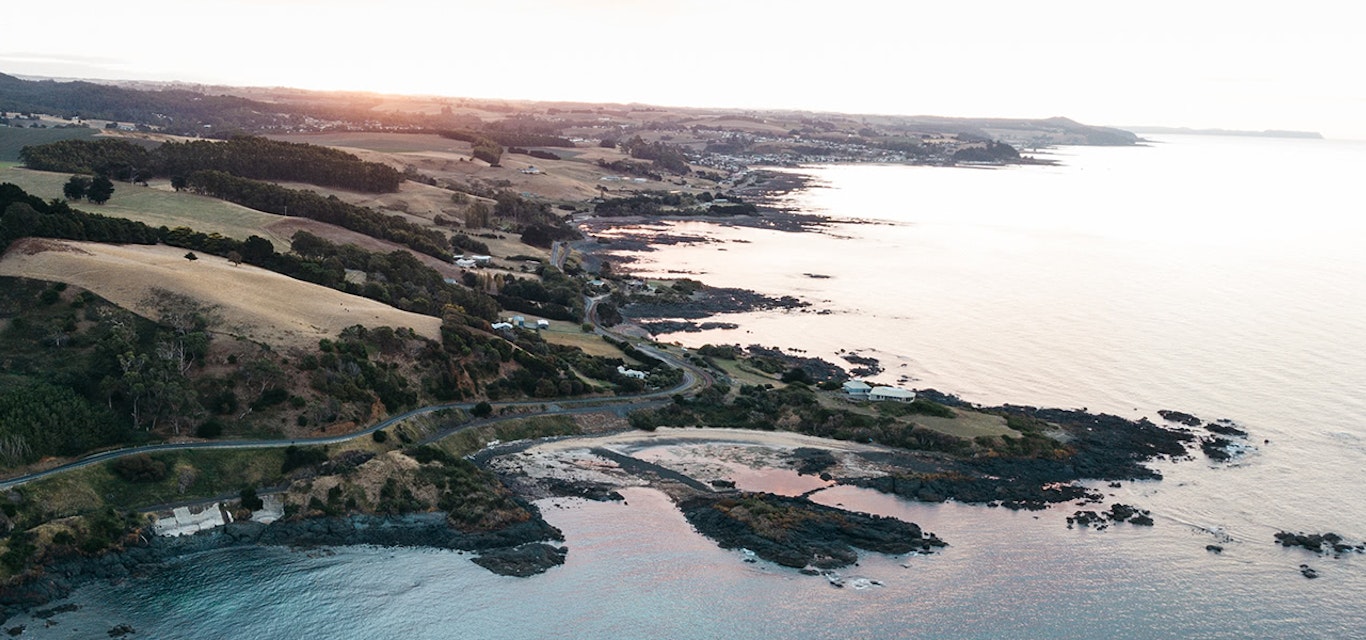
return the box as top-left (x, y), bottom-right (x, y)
top-left (472, 401), bottom-right (493, 418)
top-left (282, 445), bottom-right (328, 473)
top-left (196, 420), bottom-right (224, 439)
top-left (372, 429), bottom-right (389, 443)
top-left (908, 399), bottom-right (955, 418)
top-left (111, 454), bottom-right (169, 483)
top-left (781, 367), bottom-right (812, 384)
top-left (239, 487), bottom-right (264, 511)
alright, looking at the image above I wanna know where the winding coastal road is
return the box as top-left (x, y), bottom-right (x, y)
top-left (0, 314), bottom-right (712, 491)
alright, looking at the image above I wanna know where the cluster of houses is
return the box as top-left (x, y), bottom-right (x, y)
top-left (841, 380), bottom-right (916, 403)
top-left (491, 316), bottom-right (551, 331)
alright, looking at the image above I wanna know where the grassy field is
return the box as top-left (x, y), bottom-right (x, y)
top-left (911, 410), bottom-right (1016, 439)
top-left (0, 166), bottom-right (294, 248)
top-left (0, 126), bottom-right (97, 162)
top-left (540, 328), bottom-right (629, 358)
top-left (18, 448), bottom-right (289, 519)
top-left (712, 357), bottom-right (785, 388)
top-left (433, 415), bottom-right (580, 457)
top-left (268, 132), bottom-right (471, 155)
top-left (0, 239), bottom-right (443, 350)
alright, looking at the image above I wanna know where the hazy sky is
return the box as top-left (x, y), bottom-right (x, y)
top-left (4, 0), bottom-right (1363, 138)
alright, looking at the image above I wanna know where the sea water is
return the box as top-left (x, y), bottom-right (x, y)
top-left (17, 136), bottom-right (1366, 638)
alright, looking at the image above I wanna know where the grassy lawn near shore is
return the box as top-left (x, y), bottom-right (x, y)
top-left (15, 449), bottom-right (290, 521)
top-left (711, 357), bottom-right (785, 389)
top-left (434, 415), bottom-right (580, 457)
top-left (910, 410), bottom-right (1016, 439)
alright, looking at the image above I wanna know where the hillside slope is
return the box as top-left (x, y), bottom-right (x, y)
top-left (0, 238), bottom-right (441, 349)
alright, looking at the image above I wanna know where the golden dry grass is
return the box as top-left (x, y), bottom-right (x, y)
top-left (0, 239), bottom-right (441, 349)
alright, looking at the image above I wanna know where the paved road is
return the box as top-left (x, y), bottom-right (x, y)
top-left (0, 319), bottom-right (710, 491)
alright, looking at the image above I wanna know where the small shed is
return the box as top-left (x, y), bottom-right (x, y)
top-left (536, 319), bottom-right (550, 329)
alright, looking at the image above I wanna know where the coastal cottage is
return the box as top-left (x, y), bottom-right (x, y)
top-left (842, 380), bottom-right (872, 399)
top-left (869, 387), bottom-right (916, 403)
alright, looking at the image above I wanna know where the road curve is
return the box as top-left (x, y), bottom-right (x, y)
top-left (0, 323), bottom-right (711, 491)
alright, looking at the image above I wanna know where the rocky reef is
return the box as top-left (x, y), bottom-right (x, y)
top-left (678, 492), bottom-right (944, 570)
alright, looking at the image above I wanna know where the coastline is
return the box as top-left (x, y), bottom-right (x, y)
top-left (0, 512), bottom-right (565, 621)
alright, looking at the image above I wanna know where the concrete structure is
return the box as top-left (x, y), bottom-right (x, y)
top-left (869, 387), bottom-right (916, 403)
top-left (617, 365), bottom-right (648, 380)
top-left (152, 503), bottom-right (227, 537)
top-left (842, 380), bottom-right (872, 398)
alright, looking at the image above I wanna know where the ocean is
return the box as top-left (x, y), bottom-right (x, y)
top-left (18, 135), bottom-right (1366, 638)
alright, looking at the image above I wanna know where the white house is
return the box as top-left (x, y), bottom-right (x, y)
top-left (617, 365), bottom-right (648, 380)
top-left (513, 316), bottom-right (526, 327)
top-left (455, 258), bottom-right (477, 268)
top-left (536, 319), bottom-right (550, 330)
top-left (869, 387), bottom-right (916, 403)
top-left (490, 322), bottom-right (514, 331)
top-left (842, 380), bottom-right (872, 398)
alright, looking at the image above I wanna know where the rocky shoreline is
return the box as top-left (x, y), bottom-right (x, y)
top-left (0, 513), bottom-right (565, 623)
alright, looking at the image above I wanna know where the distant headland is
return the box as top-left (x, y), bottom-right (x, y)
top-left (1124, 126), bottom-right (1324, 140)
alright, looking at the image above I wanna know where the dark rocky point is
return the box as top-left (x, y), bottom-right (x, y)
top-left (471, 543), bottom-right (568, 577)
top-left (679, 493), bottom-right (944, 570)
top-left (1158, 410), bottom-right (1203, 427)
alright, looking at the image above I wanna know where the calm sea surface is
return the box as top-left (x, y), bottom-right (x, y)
top-left (22, 136), bottom-right (1366, 638)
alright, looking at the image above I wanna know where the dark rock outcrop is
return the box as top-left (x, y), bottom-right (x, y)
top-left (791, 448), bottom-right (837, 476)
top-left (1067, 504), bottom-right (1153, 530)
top-left (1275, 531), bottom-right (1366, 556)
top-left (1158, 410), bottom-right (1203, 427)
top-left (678, 492), bottom-right (944, 570)
top-left (470, 543), bottom-right (567, 577)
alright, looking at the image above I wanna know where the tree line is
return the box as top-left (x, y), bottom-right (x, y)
top-left (181, 170), bottom-right (449, 259)
top-left (20, 135), bottom-right (404, 193)
top-left (1, 183), bottom-right (160, 253)
top-left (619, 135), bottom-right (691, 174)
top-left (0, 71), bottom-right (297, 135)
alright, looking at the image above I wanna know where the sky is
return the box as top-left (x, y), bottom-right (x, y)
top-left (3, 0), bottom-right (1364, 138)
